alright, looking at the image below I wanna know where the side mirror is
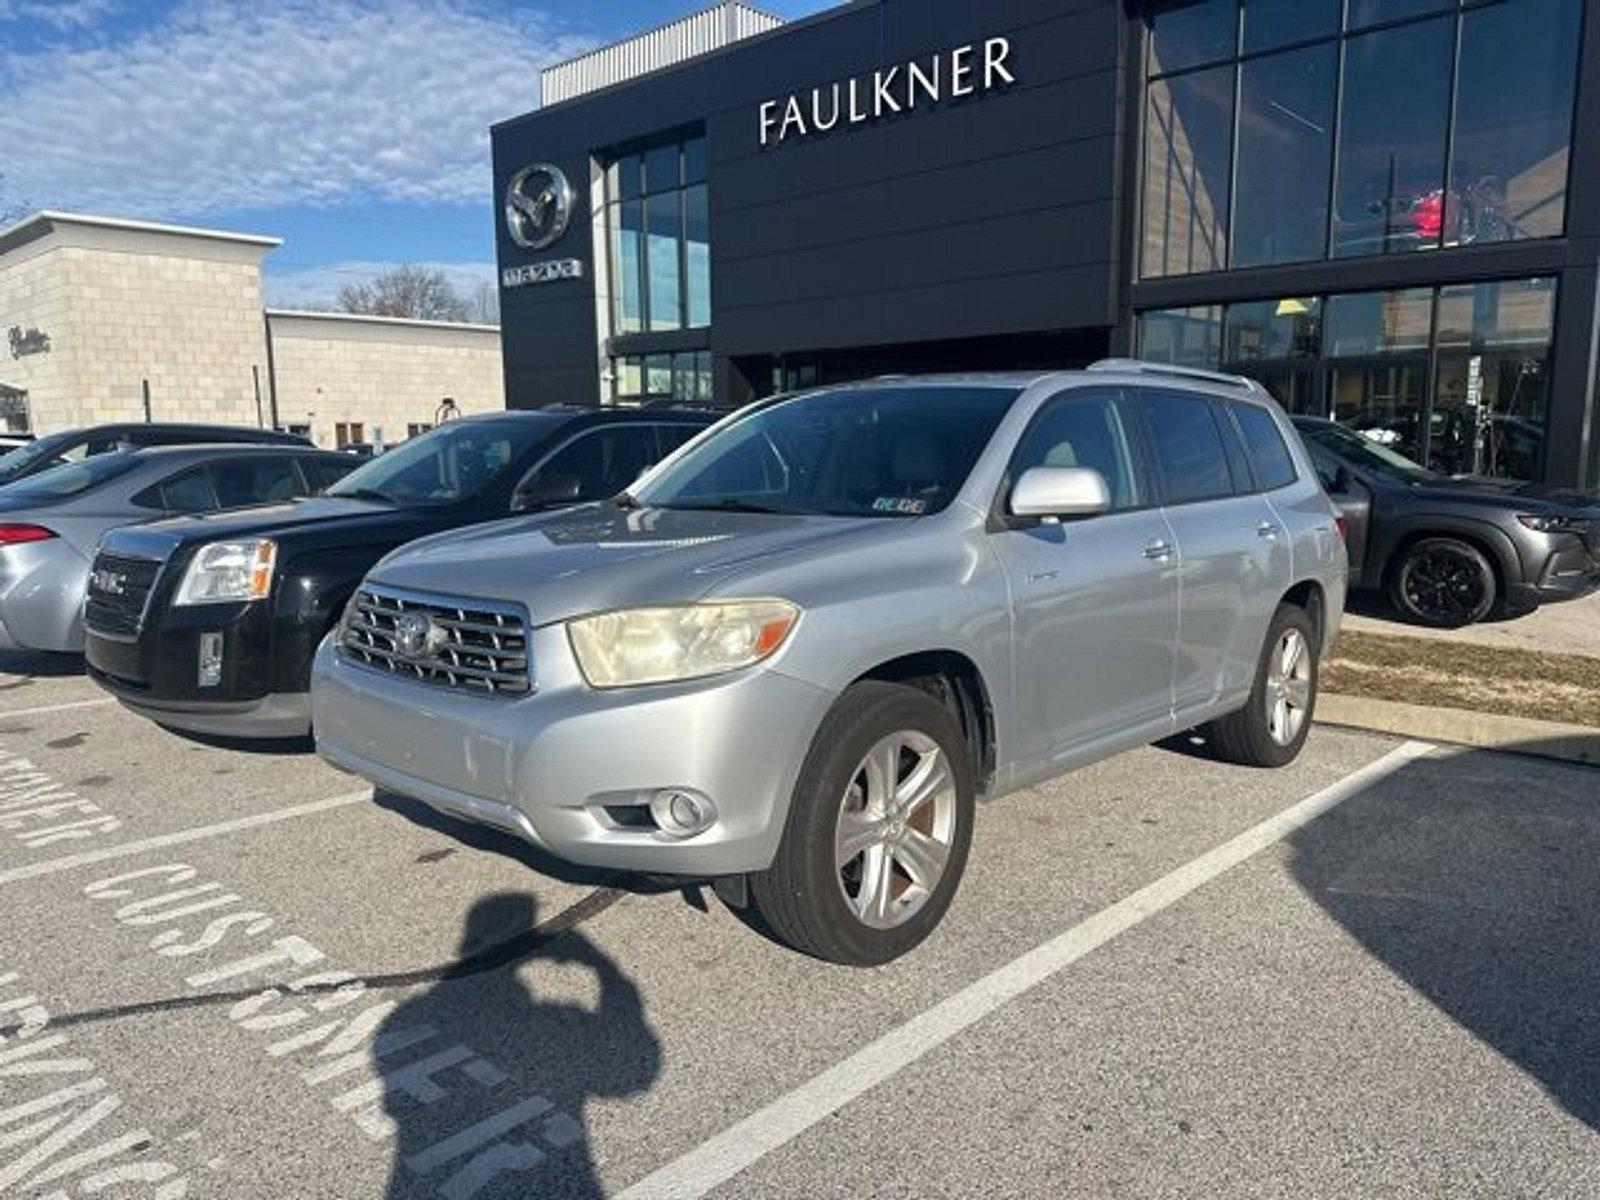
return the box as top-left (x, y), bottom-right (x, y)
top-left (512, 473), bottom-right (582, 513)
top-left (1009, 466), bottom-right (1112, 522)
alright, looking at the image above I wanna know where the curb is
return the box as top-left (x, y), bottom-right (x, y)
top-left (1316, 693), bottom-right (1600, 768)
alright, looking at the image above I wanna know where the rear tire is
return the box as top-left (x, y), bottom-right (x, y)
top-left (1206, 603), bottom-right (1319, 769)
top-left (1389, 537), bottom-right (1497, 628)
top-left (751, 681), bottom-right (975, 967)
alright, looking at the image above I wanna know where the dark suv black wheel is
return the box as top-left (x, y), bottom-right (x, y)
top-left (1389, 537), bottom-right (1497, 627)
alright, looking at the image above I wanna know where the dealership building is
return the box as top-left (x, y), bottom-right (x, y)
top-left (0, 211), bottom-right (504, 448)
top-left (493, 0), bottom-right (1599, 488)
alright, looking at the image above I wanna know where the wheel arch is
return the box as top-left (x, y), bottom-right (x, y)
top-left (850, 650), bottom-right (998, 795)
top-left (1379, 519), bottom-right (1523, 600)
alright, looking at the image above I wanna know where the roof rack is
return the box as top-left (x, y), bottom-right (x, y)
top-left (1086, 358), bottom-right (1268, 395)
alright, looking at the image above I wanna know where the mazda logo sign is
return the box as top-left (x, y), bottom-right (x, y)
top-left (505, 164), bottom-right (575, 252)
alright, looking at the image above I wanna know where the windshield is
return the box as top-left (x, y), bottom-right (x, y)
top-left (0, 432), bottom-right (85, 484)
top-left (326, 416), bottom-right (563, 506)
top-left (1295, 420), bottom-right (1437, 484)
top-left (5, 454), bottom-right (142, 499)
top-left (632, 385), bottom-right (1022, 518)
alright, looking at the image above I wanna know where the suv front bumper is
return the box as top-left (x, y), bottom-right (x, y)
top-left (311, 630), bottom-right (835, 876)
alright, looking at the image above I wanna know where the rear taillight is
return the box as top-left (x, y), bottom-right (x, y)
top-left (1334, 516), bottom-right (1349, 542)
top-left (0, 524), bottom-right (55, 546)
top-left (1411, 192), bottom-right (1444, 241)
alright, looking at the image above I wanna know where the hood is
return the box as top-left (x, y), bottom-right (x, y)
top-left (96, 496), bottom-right (452, 563)
top-left (1412, 475), bottom-right (1600, 512)
top-left (367, 503), bottom-right (892, 626)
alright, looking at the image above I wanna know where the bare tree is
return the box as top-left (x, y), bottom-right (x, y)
top-left (0, 172), bottom-right (31, 225)
top-left (336, 265), bottom-right (472, 322)
top-left (467, 279), bottom-right (500, 325)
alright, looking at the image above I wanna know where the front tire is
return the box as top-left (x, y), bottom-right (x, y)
top-left (1206, 603), bottom-right (1319, 769)
top-left (1389, 537), bottom-right (1497, 627)
top-left (751, 681), bottom-right (975, 967)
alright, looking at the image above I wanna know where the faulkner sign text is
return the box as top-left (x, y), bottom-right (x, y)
top-left (759, 37), bottom-right (1016, 147)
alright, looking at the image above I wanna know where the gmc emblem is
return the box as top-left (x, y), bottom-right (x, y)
top-left (89, 569), bottom-right (127, 596)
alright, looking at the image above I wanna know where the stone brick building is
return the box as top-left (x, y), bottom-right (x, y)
top-left (0, 211), bottom-right (504, 448)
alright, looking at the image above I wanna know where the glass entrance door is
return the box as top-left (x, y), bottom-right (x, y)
top-left (1327, 356), bottom-right (1430, 463)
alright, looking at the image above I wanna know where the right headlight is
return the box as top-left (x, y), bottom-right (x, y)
top-left (567, 600), bottom-right (800, 689)
top-left (173, 539), bottom-right (278, 606)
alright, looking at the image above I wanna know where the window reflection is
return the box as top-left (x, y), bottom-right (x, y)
top-left (603, 131), bottom-right (710, 335)
top-left (1431, 279), bottom-right (1555, 479)
top-left (1137, 277), bottom-right (1558, 481)
top-left (1139, 0), bottom-right (1579, 274)
top-left (1233, 44), bottom-right (1335, 267)
top-left (1143, 66), bottom-right (1233, 277)
top-left (1449, 0), bottom-right (1581, 245)
top-left (1331, 18), bottom-right (1453, 258)
top-left (611, 350), bottom-right (714, 406)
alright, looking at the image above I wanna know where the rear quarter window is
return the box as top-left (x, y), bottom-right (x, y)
top-left (1140, 390), bottom-right (1238, 505)
top-left (1232, 404), bottom-right (1300, 491)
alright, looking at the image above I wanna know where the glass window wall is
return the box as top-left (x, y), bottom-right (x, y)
top-left (1140, 0), bottom-right (1582, 276)
top-left (1137, 275), bottom-right (1558, 479)
top-left (603, 131), bottom-right (711, 335)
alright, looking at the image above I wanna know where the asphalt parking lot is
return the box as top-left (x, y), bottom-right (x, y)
top-left (0, 656), bottom-right (1596, 1199)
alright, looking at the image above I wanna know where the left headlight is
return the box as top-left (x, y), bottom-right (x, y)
top-left (567, 600), bottom-right (800, 689)
top-left (174, 539), bottom-right (278, 606)
top-left (1517, 513), bottom-right (1588, 535)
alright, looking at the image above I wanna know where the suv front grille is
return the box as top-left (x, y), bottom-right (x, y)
top-left (340, 586), bottom-right (531, 696)
top-left (84, 552), bottom-right (164, 638)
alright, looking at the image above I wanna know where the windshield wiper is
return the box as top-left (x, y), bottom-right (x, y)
top-left (662, 498), bottom-right (795, 515)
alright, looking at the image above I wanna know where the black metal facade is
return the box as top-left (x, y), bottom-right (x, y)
top-left (491, 0), bottom-right (1600, 488)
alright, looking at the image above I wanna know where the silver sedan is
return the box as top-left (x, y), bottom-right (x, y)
top-left (0, 443), bottom-right (353, 653)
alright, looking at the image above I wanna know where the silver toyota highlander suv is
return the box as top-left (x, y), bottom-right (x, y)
top-left (313, 363), bottom-right (1348, 966)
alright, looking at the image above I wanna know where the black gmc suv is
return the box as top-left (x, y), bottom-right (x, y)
top-left (84, 407), bottom-right (716, 739)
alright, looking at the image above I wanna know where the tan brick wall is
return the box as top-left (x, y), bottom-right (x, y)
top-left (0, 217), bottom-right (273, 433)
top-left (265, 312), bottom-right (504, 449)
top-left (0, 238), bottom-right (72, 432)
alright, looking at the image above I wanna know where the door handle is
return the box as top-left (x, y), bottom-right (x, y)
top-left (1257, 523), bottom-right (1282, 540)
top-left (1143, 539), bottom-right (1174, 561)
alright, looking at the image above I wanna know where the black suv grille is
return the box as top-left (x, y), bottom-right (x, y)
top-left (339, 586), bottom-right (531, 696)
top-left (84, 553), bottom-right (164, 638)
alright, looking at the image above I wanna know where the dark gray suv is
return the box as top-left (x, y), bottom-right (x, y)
top-left (1295, 418), bottom-right (1600, 627)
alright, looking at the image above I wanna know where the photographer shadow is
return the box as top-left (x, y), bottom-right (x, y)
top-left (381, 892), bottom-right (661, 1199)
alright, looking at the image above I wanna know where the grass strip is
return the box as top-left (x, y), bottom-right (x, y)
top-left (1325, 631), bottom-right (1600, 729)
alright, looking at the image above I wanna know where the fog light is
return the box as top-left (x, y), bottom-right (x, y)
top-left (198, 632), bottom-right (224, 688)
top-left (649, 789), bottom-right (717, 839)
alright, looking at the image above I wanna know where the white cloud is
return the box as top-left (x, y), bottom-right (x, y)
top-left (0, 0), bottom-right (590, 214)
top-left (264, 258), bottom-right (496, 310)
top-left (0, 0), bottom-right (121, 30)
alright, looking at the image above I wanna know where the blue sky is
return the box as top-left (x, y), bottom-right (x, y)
top-left (0, 0), bottom-right (833, 308)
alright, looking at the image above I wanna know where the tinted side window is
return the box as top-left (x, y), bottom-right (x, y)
top-left (302, 456), bottom-right (356, 493)
top-left (158, 468), bottom-right (219, 513)
top-left (532, 428), bottom-right (656, 502)
top-left (656, 424), bottom-right (701, 454)
top-left (1011, 390), bottom-right (1145, 511)
top-left (1231, 404), bottom-right (1300, 491)
top-left (210, 457), bottom-right (300, 508)
top-left (1140, 390), bottom-right (1236, 505)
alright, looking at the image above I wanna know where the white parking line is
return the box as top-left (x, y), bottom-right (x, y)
top-left (0, 698), bottom-right (116, 719)
top-left (0, 790), bottom-right (371, 885)
top-left (619, 739), bottom-right (1437, 1200)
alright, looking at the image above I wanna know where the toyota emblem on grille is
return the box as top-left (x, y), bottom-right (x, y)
top-left (393, 612), bottom-right (439, 661)
top-left (90, 569), bottom-right (128, 596)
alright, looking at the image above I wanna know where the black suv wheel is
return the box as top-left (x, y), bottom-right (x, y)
top-left (1390, 537), bottom-right (1497, 627)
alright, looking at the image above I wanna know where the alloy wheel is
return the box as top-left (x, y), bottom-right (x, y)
top-left (834, 731), bottom-right (958, 930)
top-left (1403, 548), bottom-right (1487, 622)
top-left (1264, 628), bottom-right (1313, 747)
